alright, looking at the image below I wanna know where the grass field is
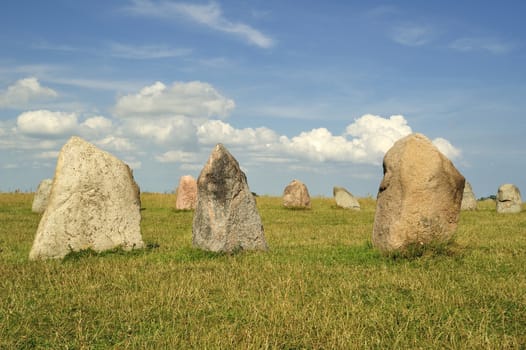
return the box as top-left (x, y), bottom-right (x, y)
top-left (0, 193), bottom-right (525, 349)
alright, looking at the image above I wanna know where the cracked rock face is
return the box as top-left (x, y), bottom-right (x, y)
top-left (496, 184), bottom-right (522, 213)
top-left (192, 144), bottom-right (267, 253)
top-left (372, 133), bottom-right (465, 253)
top-left (29, 136), bottom-right (144, 260)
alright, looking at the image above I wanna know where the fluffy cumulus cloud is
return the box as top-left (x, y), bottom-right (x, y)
top-left (432, 137), bottom-right (461, 160)
top-left (113, 81), bottom-right (235, 119)
top-left (276, 114), bottom-right (413, 164)
top-left (0, 77), bottom-right (58, 108)
top-left (123, 115), bottom-right (197, 146)
top-left (16, 110), bottom-right (78, 137)
top-left (196, 120), bottom-right (279, 146)
top-left (190, 114), bottom-right (460, 165)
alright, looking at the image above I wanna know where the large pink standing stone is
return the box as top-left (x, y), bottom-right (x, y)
top-left (175, 175), bottom-right (197, 210)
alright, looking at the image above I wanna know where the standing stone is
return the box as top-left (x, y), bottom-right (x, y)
top-left (29, 136), bottom-right (144, 260)
top-left (283, 179), bottom-right (311, 209)
top-left (461, 181), bottom-right (478, 210)
top-left (496, 184), bottom-right (522, 213)
top-left (175, 175), bottom-right (197, 210)
top-left (192, 144), bottom-right (267, 253)
top-left (32, 178), bottom-right (53, 213)
top-left (372, 133), bottom-right (465, 253)
top-left (333, 186), bottom-right (360, 210)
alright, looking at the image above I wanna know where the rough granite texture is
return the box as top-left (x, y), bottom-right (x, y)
top-left (175, 175), bottom-right (197, 210)
top-left (192, 144), bottom-right (267, 253)
top-left (461, 181), bottom-right (478, 211)
top-left (372, 133), bottom-right (465, 253)
top-left (496, 184), bottom-right (522, 213)
top-left (283, 179), bottom-right (311, 209)
top-left (29, 136), bottom-right (144, 260)
top-left (32, 178), bottom-right (53, 213)
top-left (333, 186), bottom-right (360, 210)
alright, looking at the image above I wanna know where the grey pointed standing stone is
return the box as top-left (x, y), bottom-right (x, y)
top-left (496, 184), bottom-right (522, 213)
top-left (283, 179), bottom-right (311, 208)
top-left (32, 178), bottom-right (53, 213)
top-left (333, 186), bottom-right (360, 210)
top-left (175, 175), bottom-right (197, 210)
top-left (29, 136), bottom-right (144, 260)
top-left (372, 133), bottom-right (465, 253)
top-left (192, 144), bottom-right (267, 253)
top-left (461, 181), bottom-right (478, 211)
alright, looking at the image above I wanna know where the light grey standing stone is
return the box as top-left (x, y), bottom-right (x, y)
top-left (461, 181), bottom-right (478, 211)
top-left (372, 133), bottom-right (465, 253)
top-left (283, 179), bottom-right (311, 208)
top-left (192, 144), bottom-right (267, 253)
top-left (29, 136), bottom-right (144, 260)
top-left (32, 178), bottom-right (53, 213)
top-left (496, 184), bottom-right (522, 213)
top-left (175, 175), bottom-right (197, 210)
top-left (333, 186), bottom-right (360, 210)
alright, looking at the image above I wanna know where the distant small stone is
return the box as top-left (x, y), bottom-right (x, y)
top-left (175, 175), bottom-right (197, 210)
top-left (372, 133), bottom-right (465, 253)
top-left (461, 181), bottom-right (477, 210)
top-left (496, 184), bottom-right (522, 213)
top-left (29, 136), bottom-right (144, 260)
top-left (333, 186), bottom-right (360, 210)
top-left (283, 179), bottom-right (311, 209)
top-left (32, 178), bottom-right (53, 213)
top-left (192, 144), bottom-right (268, 253)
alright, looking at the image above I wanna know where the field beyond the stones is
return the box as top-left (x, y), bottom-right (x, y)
top-left (0, 193), bottom-right (525, 349)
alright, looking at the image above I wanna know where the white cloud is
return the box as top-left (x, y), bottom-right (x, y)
top-left (123, 115), bottom-right (197, 145)
top-left (279, 128), bottom-right (356, 162)
top-left (114, 81), bottom-right (235, 119)
top-left (125, 0), bottom-right (274, 48)
top-left (432, 137), bottom-right (461, 160)
top-left (345, 114), bottom-right (412, 158)
top-left (81, 116), bottom-right (113, 130)
top-left (156, 150), bottom-right (197, 163)
top-left (196, 120), bottom-right (279, 146)
top-left (16, 110), bottom-right (77, 137)
top-left (449, 37), bottom-right (514, 55)
top-left (109, 43), bottom-right (192, 59)
top-left (391, 24), bottom-right (434, 46)
top-left (275, 114), bottom-right (413, 164)
top-left (0, 77), bottom-right (58, 108)
top-left (95, 136), bottom-right (135, 152)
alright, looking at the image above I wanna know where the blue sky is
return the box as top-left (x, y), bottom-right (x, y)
top-left (1, 0), bottom-right (525, 197)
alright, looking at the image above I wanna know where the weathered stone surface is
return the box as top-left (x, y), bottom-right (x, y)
top-left (372, 133), bottom-right (465, 253)
top-left (461, 181), bottom-right (478, 211)
top-left (175, 175), bottom-right (197, 210)
top-left (192, 144), bottom-right (267, 253)
top-left (32, 178), bottom-right (53, 213)
top-left (29, 136), bottom-right (144, 260)
top-left (496, 184), bottom-right (522, 213)
top-left (333, 186), bottom-right (360, 210)
top-left (283, 179), bottom-right (311, 208)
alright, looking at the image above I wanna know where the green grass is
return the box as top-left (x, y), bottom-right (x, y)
top-left (1, 193), bottom-right (525, 349)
